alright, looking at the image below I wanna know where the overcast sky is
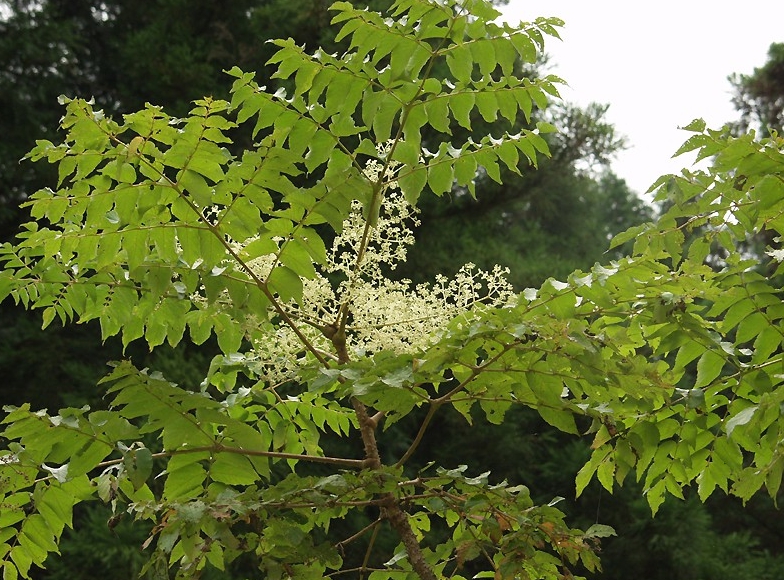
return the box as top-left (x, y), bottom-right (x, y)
top-left (500, 1), bottom-right (784, 196)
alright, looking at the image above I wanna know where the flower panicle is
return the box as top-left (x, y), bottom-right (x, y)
top-left (198, 142), bottom-right (514, 385)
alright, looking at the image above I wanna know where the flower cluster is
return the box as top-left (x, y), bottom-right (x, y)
top-left (215, 142), bottom-right (514, 385)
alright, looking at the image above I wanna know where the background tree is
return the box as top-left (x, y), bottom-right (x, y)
top-left (729, 42), bottom-right (784, 136)
top-left (0, 0), bottom-right (395, 239)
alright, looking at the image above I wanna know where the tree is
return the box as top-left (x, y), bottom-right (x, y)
top-left (1, 1), bottom-right (655, 576)
top-left (2, 2), bottom-right (784, 580)
top-left (729, 42), bottom-right (784, 136)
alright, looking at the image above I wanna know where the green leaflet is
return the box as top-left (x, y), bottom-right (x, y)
top-left (694, 350), bottom-right (726, 389)
top-left (209, 453), bottom-right (259, 486)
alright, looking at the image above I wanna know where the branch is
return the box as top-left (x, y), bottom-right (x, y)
top-left (395, 404), bottom-right (439, 468)
top-left (94, 444), bottom-right (366, 470)
top-left (381, 495), bottom-right (437, 580)
top-left (396, 341), bottom-right (519, 467)
top-left (360, 523), bottom-right (382, 580)
top-left (336, 517), bottom-right (382, 549)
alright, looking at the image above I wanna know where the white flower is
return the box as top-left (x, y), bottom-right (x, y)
top-left (766, 248), bottom-right (784, 262)
top-left (197, 141), bottom-right (514, 385)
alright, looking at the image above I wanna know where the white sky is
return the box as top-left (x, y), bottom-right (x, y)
top-left (500, 1), bottom-right (784, 195)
